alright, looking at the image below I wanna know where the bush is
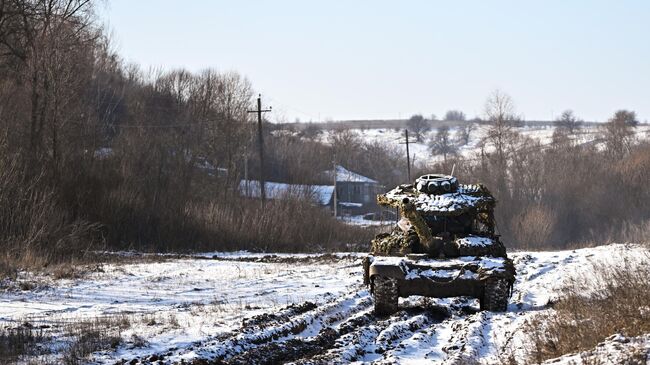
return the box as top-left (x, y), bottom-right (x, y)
top-left (524, 251), bottom-right (650, 362)
top-left (0, 158), bottom-right (101, 273)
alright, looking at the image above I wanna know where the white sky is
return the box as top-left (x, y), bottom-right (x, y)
top-left (101, 1), bottom-right (650, 123)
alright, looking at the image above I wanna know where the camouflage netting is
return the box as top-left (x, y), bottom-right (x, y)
top-left (370, 227), bottom-right (418, 256)
top-left (377, 183), bottom-right (496, 217)
top-left (401, 256), bottom-right (516, 284)
top-left (371, 231), bottom-right (508, 258)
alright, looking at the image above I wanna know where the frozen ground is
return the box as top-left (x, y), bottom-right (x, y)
top-left (1, 244), bottom-right (649, 364)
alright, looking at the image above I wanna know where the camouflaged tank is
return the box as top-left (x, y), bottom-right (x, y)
top-left (362, 174), bottom-right (515, 315)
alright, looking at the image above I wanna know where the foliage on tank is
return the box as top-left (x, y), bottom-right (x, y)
top-left (370, 227), bottom-right (416, 256)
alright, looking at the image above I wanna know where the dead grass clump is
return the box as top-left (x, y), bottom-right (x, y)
top-left (0, 255), bottom-right (16, 280)
top-left (48, 262), bottom-right (101, 280)
top-left (0, 324), bottom-right (45, 360)
top-left (0, 313), bottom-right (133, 364)
top-left (63, 331), bottom-right (121, 365)
top-left (524, 253), bottom-right (650, 363)
top-left (61, 315), bottom-right (130, 365)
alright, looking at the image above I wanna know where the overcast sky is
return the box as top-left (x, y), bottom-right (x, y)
top-left (101, 1), bottom-right (650, 123)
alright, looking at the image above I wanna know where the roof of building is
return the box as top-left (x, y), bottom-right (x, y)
top-left (323, 165), bottom-right (378, 184)
top-left (239, 180), bottom-right (334, 206)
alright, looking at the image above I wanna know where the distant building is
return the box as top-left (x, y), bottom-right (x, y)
top-left (321, 165), bottom-right (384, 216)
top-left (239, 165), bottom-right (384, 217)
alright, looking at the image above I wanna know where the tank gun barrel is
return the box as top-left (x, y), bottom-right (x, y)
top-left (377, 194), bottom-right (440, 256)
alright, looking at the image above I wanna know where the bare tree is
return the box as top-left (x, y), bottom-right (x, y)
top-left (429, 126), bottom-right (457, 162)
top-left (603, 109), bottom-right (637, 159)
top-left (555, 110), bottom-right (583, 134)
top-left (406, 114), bottom-right (429, 142)
top-left (483, 90), bottom-right (519, 161)
top-left (456, 123), bottom-right (475, 146)
top-left (0, 0), bottom-right (99, 174)
top-left (481, 90), bottom-right (521, 200)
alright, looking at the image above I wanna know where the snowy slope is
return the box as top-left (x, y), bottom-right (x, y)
top-left (1, 244), bottom-right (648, 364)
top-left (317, 124), bottom-right (650, 167)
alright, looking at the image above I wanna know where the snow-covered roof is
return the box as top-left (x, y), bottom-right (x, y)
top-left (323, 165), bottom-right (378, 184)
top-left (338, 201), bottom-right (363, 208)
top-left (93, 147), bottom-right (113, 159)
top-left (239, 180), bottom-right (334, 206)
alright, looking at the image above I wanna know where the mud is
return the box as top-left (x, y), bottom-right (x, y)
top-left (118, 289), bottom-right (476, 365)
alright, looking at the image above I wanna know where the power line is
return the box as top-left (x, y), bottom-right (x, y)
top-left (265, 96), bottom-right (319, 121)
top-left (111, 116), bottom-right (250, 129)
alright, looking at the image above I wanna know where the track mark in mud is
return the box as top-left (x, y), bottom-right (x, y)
top-left (242, 301), bottom-right (318, 329)
top-left (290, 306), bottom-right (450, 365)
top-left (118, 287), bottom-right (372, 364)
top-left (438, 312), bottom-right (492, 364)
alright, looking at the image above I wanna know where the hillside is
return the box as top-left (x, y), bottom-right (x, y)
top-left (281, 122), bottom-right (650, 167)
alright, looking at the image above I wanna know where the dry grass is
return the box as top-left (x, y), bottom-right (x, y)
top-left (0, 314), bottom-right (130, 365)
top-left (60, 315), bottom-right (130, 365)
top-left (523, 251), bottom-right (650, 363)
top-left (0, 324), bottom-right (45, 361)
top-left (188, 197), bottom-right (374, 253)
top-left (0, 308), bottom-right (209, 364)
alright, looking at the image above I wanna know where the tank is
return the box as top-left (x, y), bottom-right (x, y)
top-left (362, 174), bottom-right (515, 315)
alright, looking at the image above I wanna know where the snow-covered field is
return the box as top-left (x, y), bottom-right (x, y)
top-left (2, 244), bottom-right (649, 364)
top-left (316, 123), bottom-right (650, 166)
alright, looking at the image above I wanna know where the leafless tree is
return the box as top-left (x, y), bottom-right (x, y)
top-left (456, 123), bottom-right (475, 146)
top-left (483, 90), bottom-right (520, 162)
top-left (406, 114), bottom-right (429, 142)
top-left (603, 109), bottom-right (637, 159)
top-left (429, 126), bottom-right (457, 162)
top-left (481, 90), bottom-right (522, 201)
top-left (555, 110), bottom-right (583, 134)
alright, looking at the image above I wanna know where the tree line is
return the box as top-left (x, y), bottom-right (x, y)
top-left (421, 90), bottom-right (649, 248)
top-left (0, 0), bottom-right (388, 273)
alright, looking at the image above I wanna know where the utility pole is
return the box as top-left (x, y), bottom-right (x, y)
top-left (247, 94), bottom-right (272, 205)
top-left (405, 130), bottom-right (411, 181)
top-left (399, 129), bottom-right (417, 182)
top-left (332, 159), bottom-right (337, 217)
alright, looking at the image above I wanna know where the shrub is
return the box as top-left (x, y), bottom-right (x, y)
top-left (524, 251), bottom-right (650, 362)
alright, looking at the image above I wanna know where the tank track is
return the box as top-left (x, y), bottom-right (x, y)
top-left (480, 278), bottom-right (510, 311)
top-left (373, 276), bottom-right (398, 315)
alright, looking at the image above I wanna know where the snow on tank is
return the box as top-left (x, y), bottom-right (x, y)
top-left (378, 175), bottom-right (495, 216)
